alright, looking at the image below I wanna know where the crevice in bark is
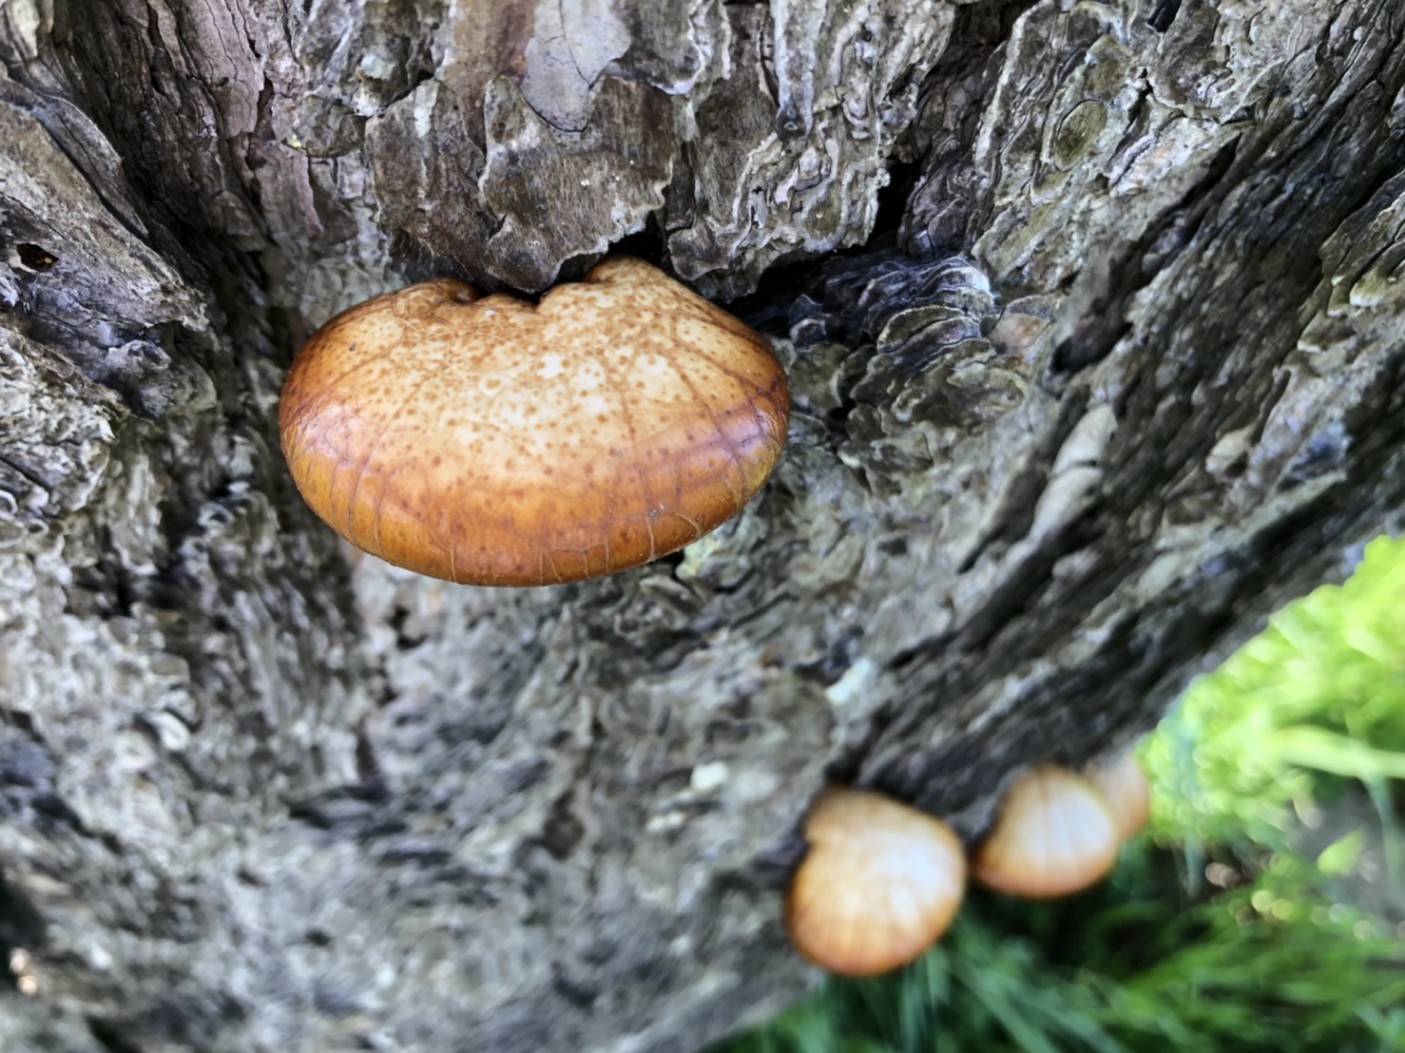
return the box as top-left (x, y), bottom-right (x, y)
top-left (1052, 136), bottom-right (1240, 375)
top-left (1147, 0), bottom-right (1182, 32)
top-left (85, 1018), bottom-right (144, 1053)
top-left (0, 873), bottom-right (45, 977)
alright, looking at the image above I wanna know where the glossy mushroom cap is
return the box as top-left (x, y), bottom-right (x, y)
top-left (1086, 752), bottom-right (1151, 839)
top-left (787, 788), bottom-right (966, 977)
top-left (279, 257), bottom-right (789, 586)
top-left (973, 766), bottom-right (1120, 899)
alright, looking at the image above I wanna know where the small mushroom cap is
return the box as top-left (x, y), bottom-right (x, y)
top-left (279, 257), bottom-right (789, 586)
top-left (1085, 752), bottom-right (1151, 839)
top-left (973, 766), bottom-right (1120, 899)
top-left (787, 788), bottom-right (966, 977)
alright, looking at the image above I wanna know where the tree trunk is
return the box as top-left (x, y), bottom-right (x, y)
top-left (2, 0), bottom-right (1402, 1050)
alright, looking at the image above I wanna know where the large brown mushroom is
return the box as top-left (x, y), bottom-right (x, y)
top-left (787, 788), bottom-right (967, 977)
top-left (279, 257), bottom-right (789, 586)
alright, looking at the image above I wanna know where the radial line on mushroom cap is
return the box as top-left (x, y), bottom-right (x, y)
top-left (588, 335), bottom-right (658, 577)
top-left (1045, 771), bottom-right (1070, 882)
top-left (342, 360), bottom-right (443, 542)
top-left (657, 341), bottom-right (757, 509)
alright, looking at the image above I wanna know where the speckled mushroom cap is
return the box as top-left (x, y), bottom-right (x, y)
top-left (787, 788), bottom-right (966, 977)
top-left (279, 257), bottom-right (789, 586)
top-left (972, 766), bottom-right (1121, 899)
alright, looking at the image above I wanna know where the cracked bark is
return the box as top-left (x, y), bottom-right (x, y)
top-left (2, 1), bottom-right (1404, 1050)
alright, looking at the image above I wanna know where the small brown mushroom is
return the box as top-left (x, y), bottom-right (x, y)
top-left (1085, 752), bottom-right (1151, 839)
top-left (787, 788), bottom-right (966, 977)
top-left (973, 766), bottom-right (1120, 899)
top-left (279, 257), bottom-right (789, 586)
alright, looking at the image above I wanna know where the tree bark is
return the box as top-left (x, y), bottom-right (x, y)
top-left (2, 0), bottom-right (1403, 1050)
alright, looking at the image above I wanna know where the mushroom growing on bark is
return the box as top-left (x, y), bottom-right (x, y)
top-left (972, 766), bottom-right (1121, 899)
top-left (787, 787), bottom-right (966, 977)
top-left (279, 257), bottom-right (789, 586)
top-left (1086, 752), bottom-right (1152, 839)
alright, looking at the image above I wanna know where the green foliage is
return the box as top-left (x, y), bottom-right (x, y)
top-left (1146, 535), bottom-right (1405, 857)
top-left (722, 873), bottom-right (1405, 1053)
top-left (719, 536), bottom-right (1405, 1053)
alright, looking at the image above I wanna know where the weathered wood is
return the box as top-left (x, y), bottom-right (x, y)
top-left (1, 0), bottom-right (1403, 1050)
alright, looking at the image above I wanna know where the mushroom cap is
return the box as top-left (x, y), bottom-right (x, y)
top-left (279, 257), bottom-right (789, 586)
top-left (1086, 752), bottom-right (1151, 839)
top-left (973, 766), bottom-right (1120, 899)
top-left (787, 788), bottom-right (966, 977)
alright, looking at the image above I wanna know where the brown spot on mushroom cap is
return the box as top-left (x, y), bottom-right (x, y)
top-left (279, 257), bottom-right (790, 586)
top-left (787, 788), bottom-right (966, 977)
top-left (1086, 752), bottom-right (1151, 839)
top-left (973, 766), bottom-right (1121, 899)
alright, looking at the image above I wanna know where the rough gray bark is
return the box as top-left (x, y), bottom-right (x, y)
top-left (1, 0), bottom-right (1403, 1050)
